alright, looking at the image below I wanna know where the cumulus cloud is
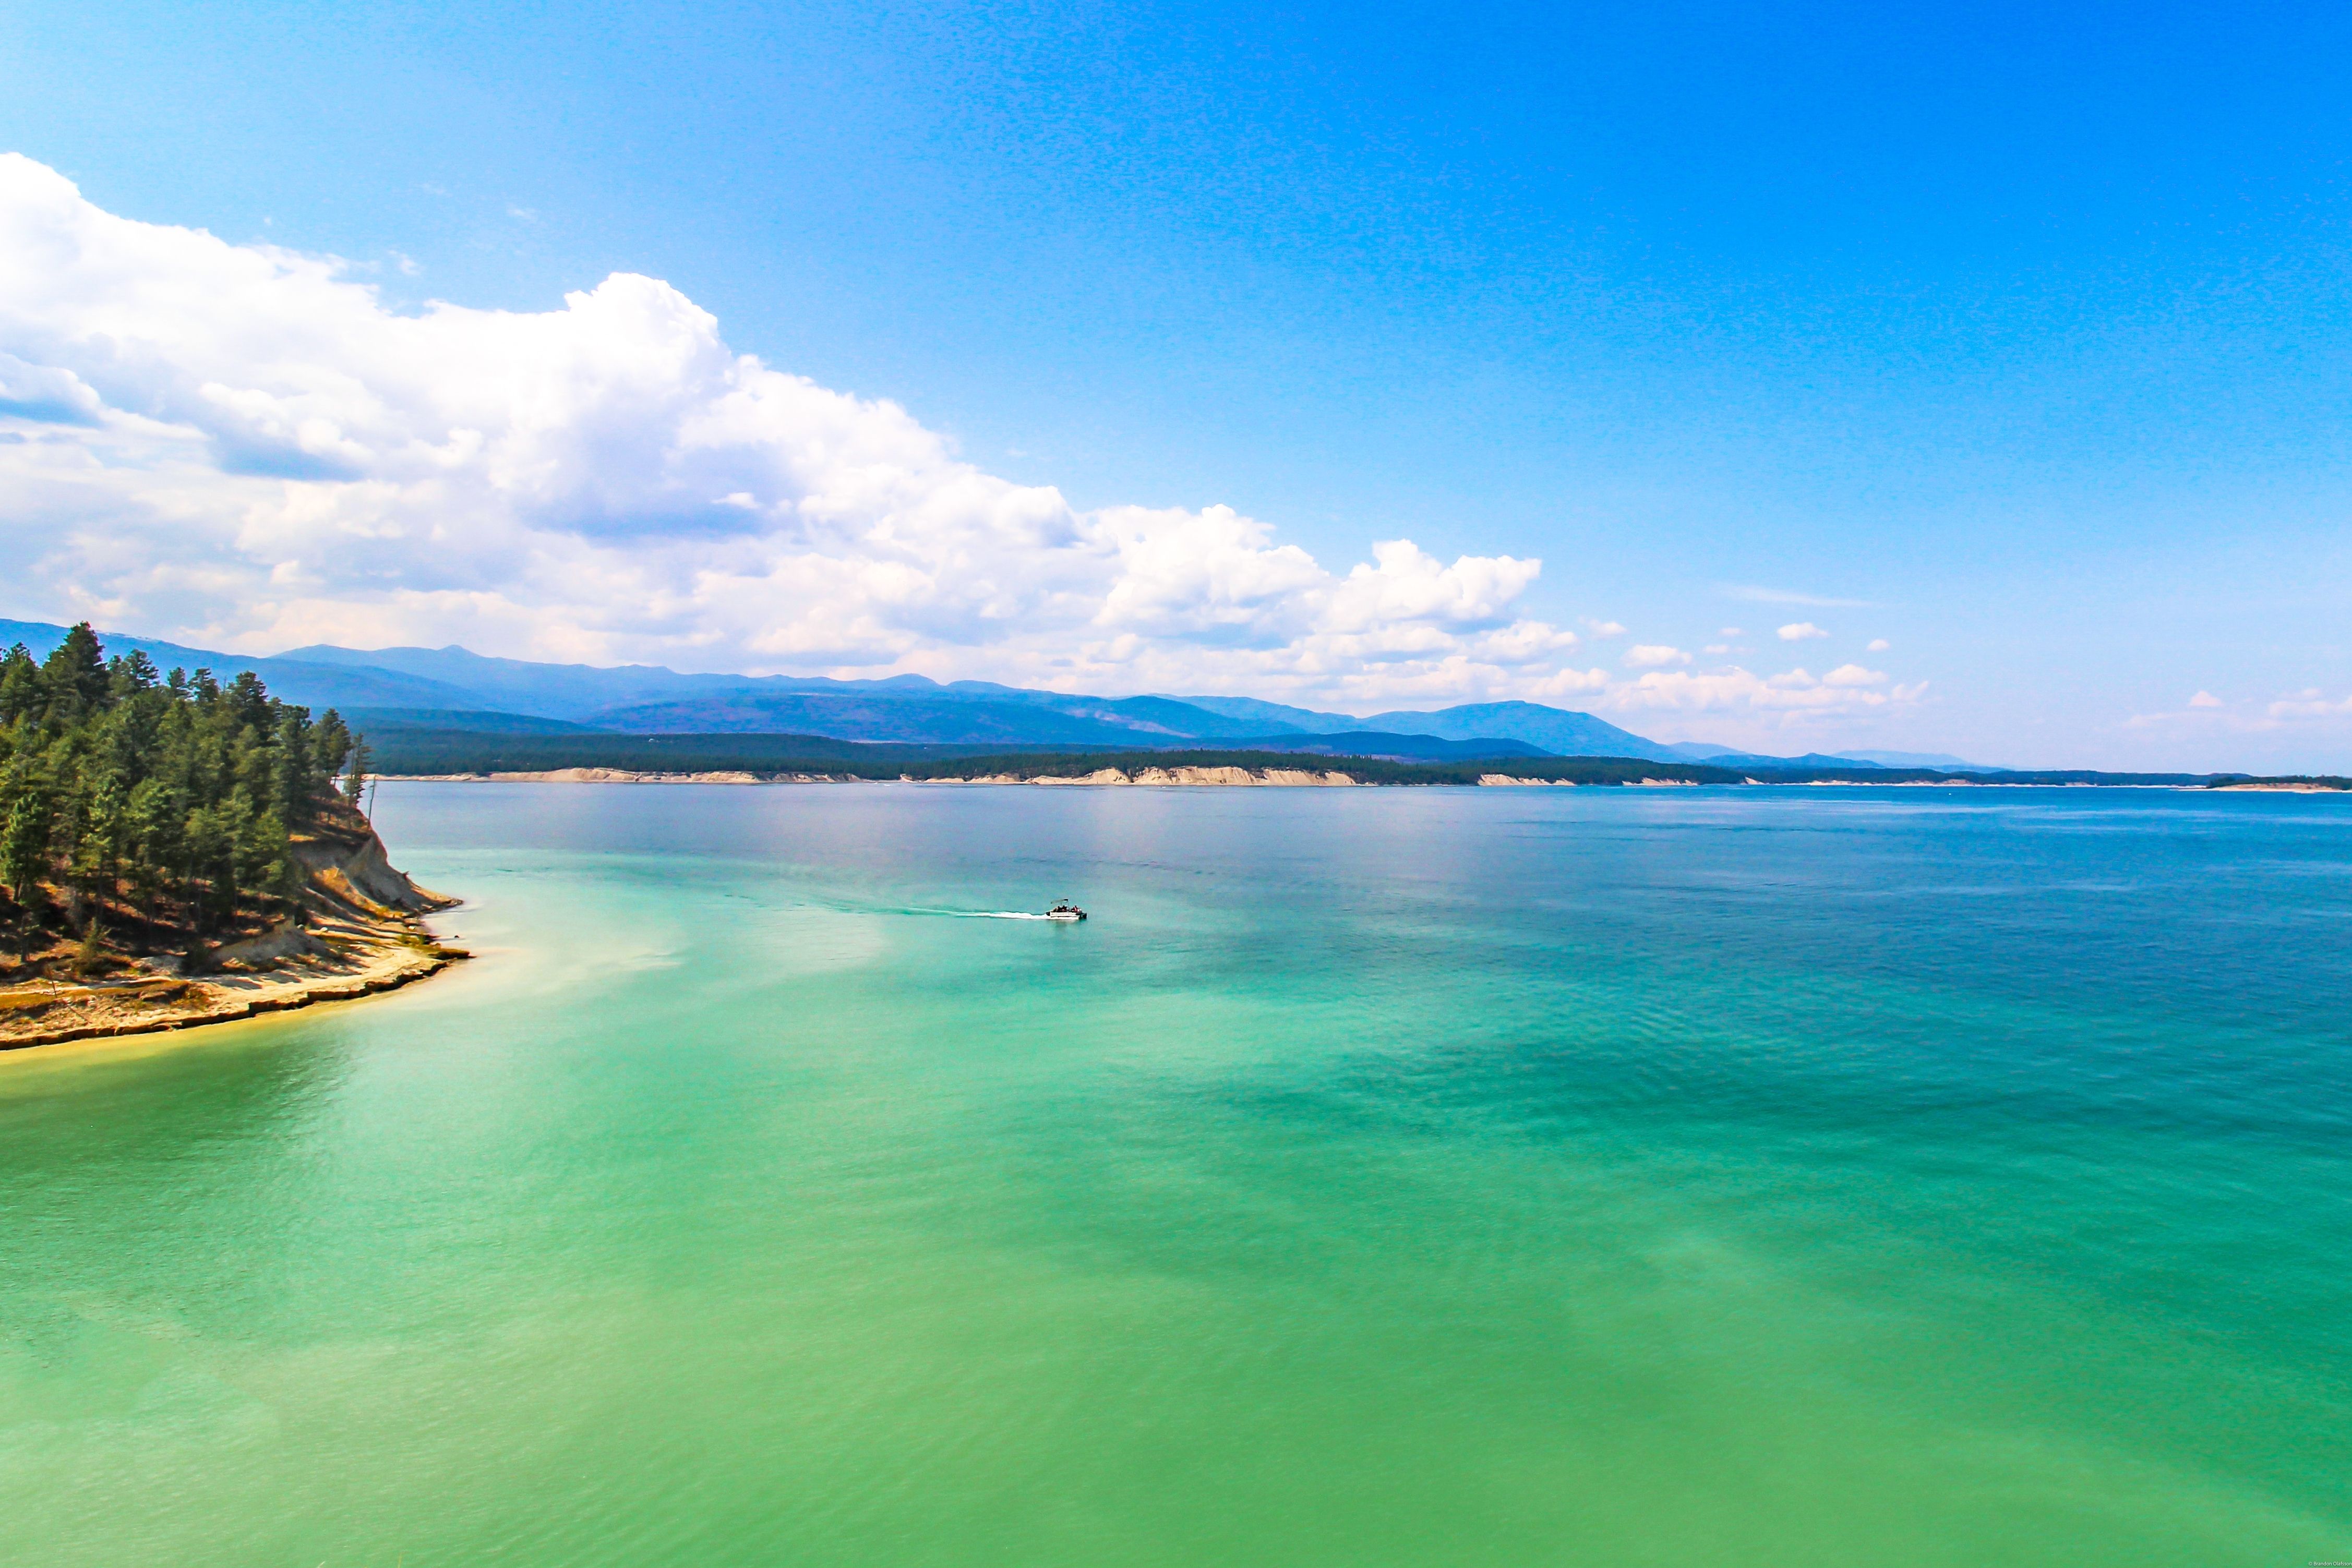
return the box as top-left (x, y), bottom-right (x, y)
top-left (1615, 665), bottom-right (1926, 717)
top-left (1525, 666), bottom-right (1614, 698)
top-left (1722, 586), bottom-right (1872, 607)
top-left (0, 153), bottom-right (1601, 705)
top-left (1583, 618), bottom-right (1628, 638)
top-left (2269, 690), bottom-right (2352, 719)
top-left (1866, 637), bottom-right (1890, 652)
top-left (2129, 687), bottom-right (2352, 732)
top-left (0, 153), bottom-right (1920, 730)
top-left (1778, 622), bottom-right (1829, 642)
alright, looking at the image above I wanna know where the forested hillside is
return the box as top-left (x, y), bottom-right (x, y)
top-left (0, 623), bottom-right (369, 968)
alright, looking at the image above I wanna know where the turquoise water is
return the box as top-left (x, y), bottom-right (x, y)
top-left (4, 783), bottom-right (2349, 1565)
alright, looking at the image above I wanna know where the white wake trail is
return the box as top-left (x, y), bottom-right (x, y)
top-left (906, 908), bottom-right (1055, 921)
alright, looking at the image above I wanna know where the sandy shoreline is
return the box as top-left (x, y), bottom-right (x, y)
top-left (397, 767), bottom-right (785, 783)
top-left (378, 768), bottom-right (1875, 788)
top-left (390, 765), bottom-right (1366, 786)
top-left (1, 814), bottom-right (465, 1058)
top-left (373, 769), bottom-right (2311, 791)
top-left (2210, 781), bottom-right (2348, 793)
top-left (0, 906), bottom-right (464, 1055)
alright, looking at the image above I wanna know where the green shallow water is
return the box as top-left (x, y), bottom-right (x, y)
top-left (4, 783), bottom-right (2350, 1565)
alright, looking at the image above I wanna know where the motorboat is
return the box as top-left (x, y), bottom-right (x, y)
top-left (1045, 899), bottom-right (1088, 922)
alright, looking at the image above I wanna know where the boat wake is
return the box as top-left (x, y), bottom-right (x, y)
top-left (908, 908), bottom-right (1056, 921)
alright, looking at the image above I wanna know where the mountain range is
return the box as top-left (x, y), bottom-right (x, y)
top-left (0, 619), bottom-right (1987, 769)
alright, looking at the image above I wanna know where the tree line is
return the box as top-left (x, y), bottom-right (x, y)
top-left (0, 623), bottom-right (369, 951)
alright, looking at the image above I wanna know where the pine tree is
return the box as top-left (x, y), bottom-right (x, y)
top-left (38, 622), bottom-right (109, 723)
top-left (74, 918), bottom-right (106, 978)
top-left (0, 624), bottom-right (368, 962)
top-left (1, 788), bottom-right (51, 907)
top-left (0, 645), bottom-right (39, 726)
top-left (342, 735), bottom-right (373, 803)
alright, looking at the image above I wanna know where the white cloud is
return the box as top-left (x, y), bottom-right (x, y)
top-left (2128, 687), bottom-right (2352, 732)
top-left (1778, 622), bottom-right (1829, 641)
top-left (2268, 690), bottom-right (2352, 719)
top-left (1718, 627), bottom-right (1743, 638)
top-left (1612, 665), bottom-right (1927, 719)
top-left (0, 154), bottom-right (1923, 728)
top-left (1525, 666), bottom-right (1613, 698)
top-left (0, 154), bottom-right (1599, 704)
top-left (1583, 618), bottom-right (1627, 638)
top-left (1866, 637), bottom-right (1889, 652)
top-left (1722, 586), bottom-right (1873, 607)
top-left (1624, 644), bottom-right (1690, 668)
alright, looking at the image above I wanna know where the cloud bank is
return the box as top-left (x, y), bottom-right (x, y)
top-left (0, 154), bottom-right (1913, 728)
top-left (2128, 686), bottom-right (2352, 738)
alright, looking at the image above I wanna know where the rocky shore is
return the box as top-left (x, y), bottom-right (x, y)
top-left (0, 819), bottom-right (462, 1054)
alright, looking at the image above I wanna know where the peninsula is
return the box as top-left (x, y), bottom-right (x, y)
top-left (0, 625), bottom-right (458, 1052)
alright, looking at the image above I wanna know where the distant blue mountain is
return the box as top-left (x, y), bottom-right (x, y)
top-left (1840, 749), bottom-right (1995, 771)
top-left (281, 642), bottom-right (752, 717)
top-left (1699, 751), bottom-right (1887, 769)
top-left (1665, 743), bottom-right (1994, 771)
top-left (1292, 707), bottom-right (1985, 771)
top-left (1219, 732), bottom-right (1553, 762)
top-left (342, 707), bottom-right (608, 735)
top-left (0, 619), bottom-right (1973, 768)
top-left (585, 692), bottom-right (1234, 746)
top-left (282, 643), bottom-right (1289, 739)
top-left (0, 620), bottom-right (496, 712)
top-left (1176, 694), bottom-right (1681, 758)
top-left (1353, 701), bottom-right (1676, 761)
top-left (1167, 694), bottom-right (1359, 733)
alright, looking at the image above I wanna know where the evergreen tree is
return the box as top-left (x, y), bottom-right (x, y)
top-left (342, 734), bottom-right (373, 803)
top-left (1, 787), bottom-right (52, 906)
top-left (38, 622), bottom-right (109, 723)
top-left (0, 645), bottom-right (39, 726)
top-left (0, 624), bottom-right (364, 960)
top-left (74, 918), bottom-right (106, 978)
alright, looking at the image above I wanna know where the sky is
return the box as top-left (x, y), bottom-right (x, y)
top-left (2, 0), bottom-right (2348, 769)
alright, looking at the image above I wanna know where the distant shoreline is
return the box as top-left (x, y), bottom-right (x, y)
top-left (364, 728), bottom-right (2344, 792)
top-left (374, 767), bottom-right (2346, 791)
top-left (2209, 781), bottom-right (2348, 793)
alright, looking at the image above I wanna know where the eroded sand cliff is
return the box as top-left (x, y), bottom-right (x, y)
top-left (1, 819), bottom-right (461, 1053)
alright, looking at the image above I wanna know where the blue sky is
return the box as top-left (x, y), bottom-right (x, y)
top-left (3, 0), bottom-right (2349, 768)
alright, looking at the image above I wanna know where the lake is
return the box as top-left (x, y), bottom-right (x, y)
top-left (4, 782), bottom-right (2349, 1565)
